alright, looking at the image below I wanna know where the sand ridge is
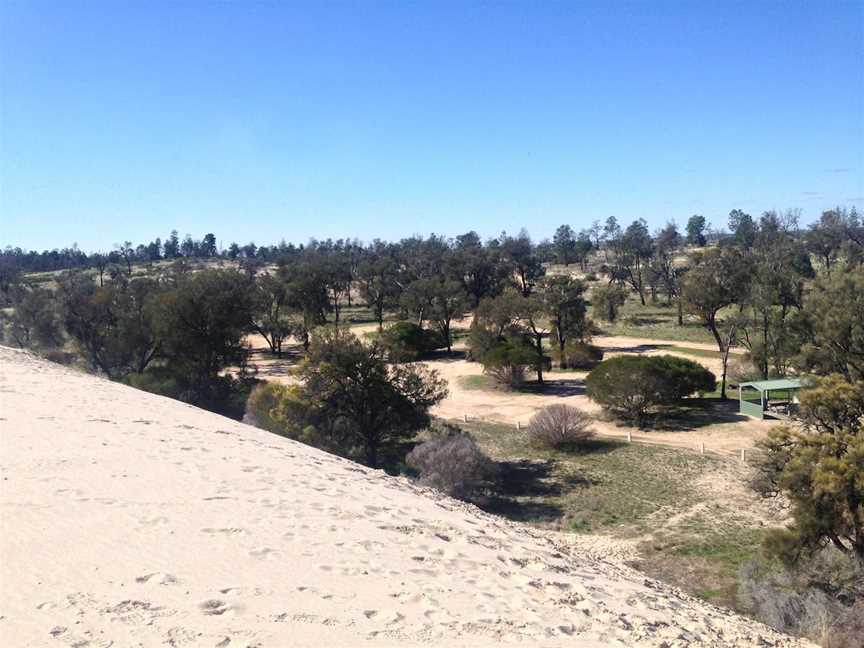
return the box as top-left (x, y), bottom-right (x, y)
top-left (0, 347), bottom-right (810, 647)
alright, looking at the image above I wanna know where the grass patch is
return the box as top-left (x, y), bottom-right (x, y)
top-left (458, 374), bottom-right (496, 391)
top-left (458, 419), bottom-right (713, 534)
top-left (455, 418), bottom-right (768, 609)
top-left (597, 297), bottom-right (717, 344)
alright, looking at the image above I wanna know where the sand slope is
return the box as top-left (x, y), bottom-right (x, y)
top-left (0, 347), bottom-right (809, 647)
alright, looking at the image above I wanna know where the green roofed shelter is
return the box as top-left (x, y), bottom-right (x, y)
top-left (738, 378), bottom-right (805, 419)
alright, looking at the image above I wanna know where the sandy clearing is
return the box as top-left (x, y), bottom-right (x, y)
top-left (0, 347), bottom-right (809, 647)
top-left (243, 330), bottom-right (774, 456)
top-left (420, 358), bottom-right (777, 456)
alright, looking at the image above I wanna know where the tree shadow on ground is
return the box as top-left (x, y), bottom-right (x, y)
top-left (516, 379), bottom-right (586, 397)
top-left (641, 399), bottom-right (750, 431)
top-left (423, 349), bottom-right (468, 362)
top-left (619, 317), bottom-right (667, 326)
top-left (248, 346), bottom-right (305, 378)
top-left (597, 343), bottom-right (673, 355)
top-left (478, 458), bottom-right (594, 524)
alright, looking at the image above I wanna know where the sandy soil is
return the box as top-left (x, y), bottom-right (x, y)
top-left (0, 347), bottom-right (809, 647)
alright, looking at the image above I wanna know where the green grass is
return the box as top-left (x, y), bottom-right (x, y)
top-left (458, 374), bottom-right (497, 391)
top-left (456, 418), bottom-right (769, 609)
top-left (596, 296), bottom-right (718, 344)
top-left (460, 419), bottom-right (712, 533)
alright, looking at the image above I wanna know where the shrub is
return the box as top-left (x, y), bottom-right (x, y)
top-left (591, 285), bottom-right (628, 323)
top-left (826, 602), bottom-right (864, 648)
top-left (727, 357), bottom-right (764, 386)
top-left (42, 349), bottom-right (77, 365)
top-left (737, 550), bottom-right (864, 644)
top-left (127, 366), bottom-right (255, 420)
top-left (480, 337), bottom-right (537, 389)
top-left (379, 321), bottom-right (444, 362)
top-left (584, 272), bottom-right (598, 282)
top-left (527, 404), bottom-right (595, 449)
top-left (244, 381), bottom-right (293, 433)
top-left (585, 355), bottom-right (716, 420)
top-left (561, 341), bottom-right (604, 369)
top-left (407, 427), bottom-right (496, 500)
top-left (466, 324), bottom-right (498, 362)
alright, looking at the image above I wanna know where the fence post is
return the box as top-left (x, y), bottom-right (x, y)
top-left (740, 448), bottom-right (746, 463)
top-left (700, 442), bottom-right (705, 455)
top-left (516, 421), bottom-right (521, 430)
top-left (463, 413), bottom-right (468, 423)
top-left (627, 431), bottom-right (632, 443)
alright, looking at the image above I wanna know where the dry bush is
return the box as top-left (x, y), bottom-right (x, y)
top-left (727, 357), bottom-right (763, 386)
top-left (737, 550), bottom-right (864, 644)
top-left (825, 601), bottom-right (864, 648)
top-left (407, 430), bottom-right (496, 501)
top-left (527, 404), bottom-right (595, 450)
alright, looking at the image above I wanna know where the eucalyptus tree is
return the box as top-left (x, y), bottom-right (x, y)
top-left (540, 275), bottom-right (589, 368)
top-left (500, 229), bottom-right (545, 296)
top-left (681, 248), bottom-right (751, 398)
top-left (250, 273), bottom-right (294, 356)
top-left (552, 224), bottom-right (577, 266)
top-left (685, 214), bottom-right (707, 246)
top-left (357, 250), bottom-right (401, 329)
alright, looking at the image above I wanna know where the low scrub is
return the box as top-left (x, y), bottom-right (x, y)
top-left (379, 321), bottom-right (444, 362)
top-left (585, 354), bottom-right (715, 421)
top-left (480, 337), bottom-right (537, 389)
top-left (560, 341), bottom-right (604, 370)
top-left (407, 425), bottom-right (496, 501)
top-left (527, 404), bottom-right (595, 449)
top-left (128, 366), bottom-right (255, 420)
top-left (737, 549), bottom-right (864, 645)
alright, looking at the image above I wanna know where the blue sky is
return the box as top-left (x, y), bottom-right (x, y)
top-left (1, 1), bottom-right (862, 252)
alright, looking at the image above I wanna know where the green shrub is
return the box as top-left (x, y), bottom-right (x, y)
top-left (466, 323), bottom-right (499, 362)
top-left (481, 337), bottom-right (537, 389)
top-left (561, 341), bottom-right (604, 369)
top-left (127, 366), bottom-right (255, 420)
top-left (244, 381), bottom-right (293, 433)
top-left (379, 321), bottom-right (444, 362)
top-left (585, 355), bottom-right (716, 420)
top-left (591, 284), bottom-right (628, 322)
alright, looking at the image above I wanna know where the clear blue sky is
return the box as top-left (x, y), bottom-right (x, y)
top-left (1, 1), bottom-right (862, 252)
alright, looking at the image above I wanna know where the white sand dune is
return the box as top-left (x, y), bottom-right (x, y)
top-left (0, 347), bottom-right (810, 647)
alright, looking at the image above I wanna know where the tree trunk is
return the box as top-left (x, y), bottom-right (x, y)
top-left (535, 334), bottom-right (544, 384)
top-left (365, 439), bottom-right (378, 469)
top-left (707, 318), bottom-right (727, 399)
top-left (676, 298), bottom-right (683, 326)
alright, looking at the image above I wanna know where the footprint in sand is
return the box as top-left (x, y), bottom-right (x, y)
top-left (248, 547), bottom-right (277, 559)
top-left (201, 527), bottom-right (247, 536)
top-left (138, 515), bottom-right (169, 527)
top-left (363, 610), bottom-right (405, 625)
top-left (135, 572), bottom-right (177, 585)
top-left (199, 599), bottom-right (229, 615)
